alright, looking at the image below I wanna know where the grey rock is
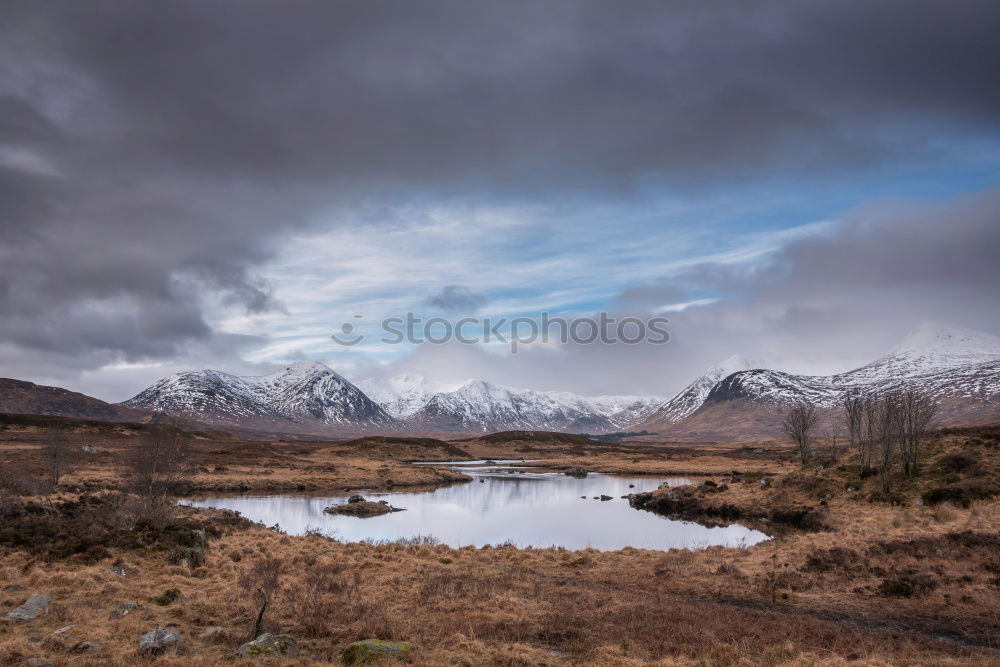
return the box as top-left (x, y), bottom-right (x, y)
top-left (342, 639), bottom-right (417, 664)
top-left (139, 627), bottom-right (183, 656)
top-left (5, 594), bottom-right (51, 621)
top-left (24, 659), bottom-right (53, 667)
top-left (237, 633), bottom-right (299, 658)
top-left (73, 641), bottom-right (102, 653)
top-left (110, 601), bottom-right (141, 619)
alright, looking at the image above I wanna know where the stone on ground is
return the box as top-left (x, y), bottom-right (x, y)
top-left (138, 627), bottom-right (183, 656)
top-left (4, 594), bottom-right (50, 621)
top-left (237, 633), bottom-right (299, 658)
top-left (342, 639), bottom-right (417, 664)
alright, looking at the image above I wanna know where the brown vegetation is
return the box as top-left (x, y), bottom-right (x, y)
top-left (1, 420), bottom-right (999, 664)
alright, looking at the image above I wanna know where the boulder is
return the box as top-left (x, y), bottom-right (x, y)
top-left (342, 640), bottom-right (417, 664)
top-left (564, 467), bottom-right (588, 478)
top-left (347, 495), bottom-right (366, 504)
top-left (5, 594), bottom-right (50, 621)
top-left (24, 659), bottom-right (53, 667)
top-left (237, 633), bottom-right (299, 658)
top-left (599, 495), bottom-right (613, 501)
top-left (138, 627), bottom-right (183, 656)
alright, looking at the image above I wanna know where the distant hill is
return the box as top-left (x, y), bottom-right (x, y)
top-left (0, 378), bottom-right (149, 422)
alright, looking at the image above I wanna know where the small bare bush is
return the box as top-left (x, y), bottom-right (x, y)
top-left (42, 430), bottom-right (74, 490)
top-left (237, 555), bottom-right (284, 639)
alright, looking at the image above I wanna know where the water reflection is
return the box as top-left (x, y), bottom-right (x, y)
top-left (184, 469), bottom-right (769, 551)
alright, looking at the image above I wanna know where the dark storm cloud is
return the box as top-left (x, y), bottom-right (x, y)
top-left (0, 0), bottom-right (999, 377)
top-left (426, 286), bottom-right (489, 314)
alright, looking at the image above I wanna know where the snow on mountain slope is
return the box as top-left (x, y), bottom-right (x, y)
top-left (356, 373), bottom-right (435, 418)
top-left (706, 323), bottom-right (1000, 409)
top-left (638, 322), bottom-right (1000, 439)
top-left (643, 355), bottom-right (751, 424)
top-left (122, 361), bottom-right (393, 428)
top-left (400, 379), bottom-right (661, 433)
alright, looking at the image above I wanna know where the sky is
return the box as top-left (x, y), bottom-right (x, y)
top-left (1, 1), bottom-right (999, 402)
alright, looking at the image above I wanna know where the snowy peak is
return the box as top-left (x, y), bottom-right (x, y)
top-left (888, 321), bottom-right (1000, 366)
top-left (645, 354), bottom-right (753, 423)
top-left (390, 377), bottom-right (661, 433)
top-left (122, 361), bottom-right (392, 429)
top-left (356, 373), bottom-right (435, 418)
top-left (706, 354), bottom-right (751, 378)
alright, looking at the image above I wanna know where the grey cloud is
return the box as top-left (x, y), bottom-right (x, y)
top-left (0, 0), bottom-right (999, 393)
top-left (377, 188), bottom-right (1000, 397)
top-left (426, 285), bottom-right (488, 314)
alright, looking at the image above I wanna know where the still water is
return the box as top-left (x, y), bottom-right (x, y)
top-left (184, 462), bottom-right (769, 551)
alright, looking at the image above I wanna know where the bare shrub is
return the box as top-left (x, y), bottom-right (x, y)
top-left (843, 389), bottom-right (865, 471)
top-left (873, 393), bottom-right (899, 493)
top-left (238, 555), bottom-right (284, 639)
top-left (124, 424), bottom-right (190, 524)
top-left (42, 430), bottom-right (74, 491)
top-left (296, 566), bottom-right (359, 637)
top-left (783, 401), bottom-right (819, 464)
top-left (897, 390), bottom-right (937, 477)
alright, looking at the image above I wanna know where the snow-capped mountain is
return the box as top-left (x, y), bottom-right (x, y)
top-left (643, 354), bottom-right (751, 424)
top-left (396, 378), bottom-right (661, 433)
top-left (704, 322), bottom-right (1000, 408)
top-left (638, 322), bottom-right (1000, 440)
top-left (356, 373), bottom-right (435, 418)
top-left (121, 361), bottom-right (393, 431)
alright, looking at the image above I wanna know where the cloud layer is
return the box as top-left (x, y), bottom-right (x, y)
top-left (0, 1), bottom-right (998, 398)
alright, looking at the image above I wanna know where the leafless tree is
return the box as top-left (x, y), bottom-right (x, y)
top-left (42, 430), bottom-right (73, 491)
top-left (827, 421), bottom-right (842, 460)
top-left (897, 390), bottom-right (937, 477)
top-left (783, 401), bottom-right (819, 464)
top-left (125, 423), bottom-right (190, 520)
top-left (873, 392), bottom-right (904, 494)
top-left (238, 555), bottom-right (284, 639)
top-left (861, 393), bottom-right (879, 476)
top-left (842, 389), bottom-right (865, 469)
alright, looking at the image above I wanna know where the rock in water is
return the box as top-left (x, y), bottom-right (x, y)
top-left (237, 633), bottom-right (299, 658)
top-left (5, 594), bottom-right (50, 621)
top-left (138, 627), bottom-right (183, 656)
top-left (564, 467), bottom-right (588, 478)
top-left (342, 640), bottom-right (417, 664)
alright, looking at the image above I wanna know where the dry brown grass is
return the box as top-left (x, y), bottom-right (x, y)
top-left (1, 423), bottom-right (999, 665)
top-left (2, 507), bottom-right (996, 666)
